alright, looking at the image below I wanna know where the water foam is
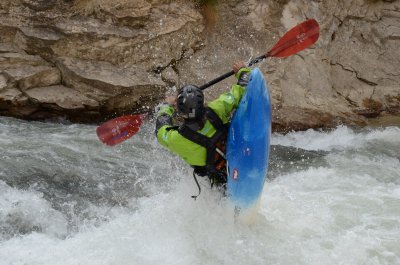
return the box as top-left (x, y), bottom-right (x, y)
top-left (0, 181), bottom-right (68, 240)
top-left (1, 117), bottom-right (399, 265)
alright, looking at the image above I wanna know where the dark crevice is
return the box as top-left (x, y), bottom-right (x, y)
top-left (331, 61), bottom-right (378, 86)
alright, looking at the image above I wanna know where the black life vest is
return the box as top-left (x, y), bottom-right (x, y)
top-left (177, 107), bottom-right (228, 176)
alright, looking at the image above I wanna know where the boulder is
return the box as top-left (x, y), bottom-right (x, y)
top-left (56, 57), bottom-right (165, 114)
top-left (25, 85), bottom-right (98, 109)
top-left (0, 0), bottom-right (398, 129)
top-left (4, 65), bottom-right (61, 90)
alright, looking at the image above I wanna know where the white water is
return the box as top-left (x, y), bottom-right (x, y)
top-left (0, 118), bottom-right (399, 265)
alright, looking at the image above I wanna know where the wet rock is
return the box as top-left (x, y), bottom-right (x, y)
top-left (57, 57), bottom-right (165, 114)
top-left (4, 65), bottom-right (61, 90)
top-left (25, 85), bottom-right (98, 110)
top-left (102, 0), bottom-right (152, 28)
top-left (177, 0), bottom-right (400, 131)
top-left (0, 87), bottom-right (21, 104)
top-left (0, 52), bottom-right (46, 69)
top-left (0, 0), bottom-right (398, 129)
top-left (22, 0), bottom-right (57, 11)
top-left (0, 74), bottom-right (7, 90)
top-left (161, 67), bottom-right (179, 87)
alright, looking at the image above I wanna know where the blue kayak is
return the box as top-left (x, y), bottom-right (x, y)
top-left (226, 68), bottom-right (271, 211)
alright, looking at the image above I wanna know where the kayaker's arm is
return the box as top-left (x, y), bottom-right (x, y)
top-left (155, 102), bottom-right (208, 166)
top-left (155, 98), bottom-right (175, 133)
top-left (236, 67), bottom-right (251, 87)
top-left (207, 66), bottom-right (251, 123)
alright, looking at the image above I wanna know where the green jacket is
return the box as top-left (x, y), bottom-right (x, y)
top-left (155, 68), bottom-right (251, 167)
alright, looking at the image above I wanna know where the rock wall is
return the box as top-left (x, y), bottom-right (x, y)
top-left (0, 0), bottom-right (399, 130)
top-left (0, 0), bottom-right (203, 122)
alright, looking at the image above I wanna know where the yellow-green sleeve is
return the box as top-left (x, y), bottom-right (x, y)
top-left (207, 67), bottom-right (251, 123)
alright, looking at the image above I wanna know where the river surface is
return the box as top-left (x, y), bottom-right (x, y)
top-left (0, 116), bottom-right (399, 265)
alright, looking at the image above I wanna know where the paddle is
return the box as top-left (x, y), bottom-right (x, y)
top-left (96, 114), bottom-right (146, 146)
top-left (198, 19), bottom-right (319, 90)
top-left (96, 19), bottom-right (320, 146)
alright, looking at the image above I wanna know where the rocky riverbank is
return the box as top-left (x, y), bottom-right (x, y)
top-left (0, 0), bottom-right (399, 131)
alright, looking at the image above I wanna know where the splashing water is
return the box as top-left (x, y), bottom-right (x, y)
top-left (0, 117), bottom-right (399, 265)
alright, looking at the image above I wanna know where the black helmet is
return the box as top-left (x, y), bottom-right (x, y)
top-left (177, 85), bottom-right (204, 119)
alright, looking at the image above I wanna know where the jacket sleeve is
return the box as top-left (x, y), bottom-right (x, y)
top-left (154, 103), bottom-right (190, 155)
top-left (207, 67), bottom-right (251, 124)
top-left (154, 103), bottom-right (174, 134)
top-left (155, 102), bottom-right (208, 165)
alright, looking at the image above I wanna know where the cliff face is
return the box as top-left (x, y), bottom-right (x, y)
top-left (0, 0), bottom-right (204, 122)
top-left (0, 0), bottom-right (399, 130)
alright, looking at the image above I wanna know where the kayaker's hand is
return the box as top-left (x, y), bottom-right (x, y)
top-left (232, 61), bottom-right (247, 73)
top-left (164, 95), bottom-right (176, 107)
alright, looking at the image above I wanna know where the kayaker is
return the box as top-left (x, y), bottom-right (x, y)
top-left (154, 62), bottom-right (251, 197)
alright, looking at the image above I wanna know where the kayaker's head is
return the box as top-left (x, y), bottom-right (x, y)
top-left (177, 85), bottom-right (204, 121)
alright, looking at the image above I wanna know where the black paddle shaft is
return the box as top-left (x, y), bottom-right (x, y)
top-left (198, 54), bottom-right (267, 91)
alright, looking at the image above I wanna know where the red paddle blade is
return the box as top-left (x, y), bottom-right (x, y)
top-left (268, 19), bottom-right (320, 58)
top-left (96, 114), bottom-right (146, 146)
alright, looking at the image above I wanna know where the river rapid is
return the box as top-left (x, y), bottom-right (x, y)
top-left (0, 116), bottom-right (399, 265)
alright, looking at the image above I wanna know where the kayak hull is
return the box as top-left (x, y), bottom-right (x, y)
top-left (226, 68), bottom-right (271, 211)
